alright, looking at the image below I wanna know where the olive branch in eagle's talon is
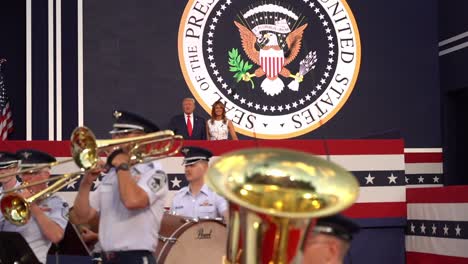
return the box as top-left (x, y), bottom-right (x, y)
top-left (228, 48), bottom-right (255, 89)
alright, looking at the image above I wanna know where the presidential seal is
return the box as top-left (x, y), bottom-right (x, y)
top-left (179, 0), bottom-right (360, 139)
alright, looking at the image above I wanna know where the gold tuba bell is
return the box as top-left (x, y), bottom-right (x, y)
top-left (0, 126), bottom-right (183, 226)
top-left (205, 148), bottom-right (359, 264)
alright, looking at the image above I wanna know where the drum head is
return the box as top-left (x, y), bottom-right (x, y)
top-left (158, 220), bottom-right (227, 264)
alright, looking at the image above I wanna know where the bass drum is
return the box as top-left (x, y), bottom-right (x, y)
top-left (155, 213), bottom-right (227, 264)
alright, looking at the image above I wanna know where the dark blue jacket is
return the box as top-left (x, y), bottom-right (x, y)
top-left (169, 114), bottom-right (206, 140)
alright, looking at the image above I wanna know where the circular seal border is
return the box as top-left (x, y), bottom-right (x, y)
top-left (178, 0), bottom-right (361, 139)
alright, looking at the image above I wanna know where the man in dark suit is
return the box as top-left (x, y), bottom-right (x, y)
top-left (169, 98), bottom-right (206, 140)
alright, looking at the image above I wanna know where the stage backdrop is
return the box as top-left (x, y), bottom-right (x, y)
top-left (83, 0), bottom-right (441, 145)
top-left (2, 0), bottom-right (441, 147)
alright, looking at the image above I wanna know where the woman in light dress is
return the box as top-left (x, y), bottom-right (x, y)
top-left (206, 101), bottom-right (238, 140)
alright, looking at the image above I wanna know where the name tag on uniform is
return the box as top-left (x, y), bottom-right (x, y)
top-left (174, 206), bottom-right (184, 209)
top-left (199, 201), bottom-right (214, 207)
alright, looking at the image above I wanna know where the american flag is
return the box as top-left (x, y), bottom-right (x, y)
top-left (0, 59), bottom-right (13, 140)
top-left (406, 186), bottom-right (468, 264)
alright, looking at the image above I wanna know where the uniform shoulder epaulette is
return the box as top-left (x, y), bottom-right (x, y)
top-left (176, 186), bottom-right (189, 195)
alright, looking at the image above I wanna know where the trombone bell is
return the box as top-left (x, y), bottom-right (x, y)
top-left (0, 193), bottom-right (30, 226)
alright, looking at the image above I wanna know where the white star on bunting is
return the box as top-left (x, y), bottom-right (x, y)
top-left (365, 173), bottom-right (375, 185)
top-left (420, 223), bottom-right (426, 234)
top-left (418, 176), bottom-right (424, 183)
top-left (171, 176), bottom-right (181, 188)
top-left (388, 173), bottom-right (397, 184)
top-left (66, 180), bottom-right (77, 190)
top-left (455, 225), bottom-right (462, 236)
top-left (443, 225), bottom-right (449, 235)
top-left (93, 178), bottom-right (101, 189)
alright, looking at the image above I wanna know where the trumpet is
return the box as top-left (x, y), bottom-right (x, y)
top-left (205, 148), bottom-right (359, 264)
top-left (0, 126), bottom-right (183, 226)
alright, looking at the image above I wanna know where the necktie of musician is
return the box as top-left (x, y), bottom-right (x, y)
top-left (187, 114), bottom-right (193, 137)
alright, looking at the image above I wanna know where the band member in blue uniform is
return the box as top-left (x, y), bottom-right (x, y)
top-left (1, 150), bottom-right (68, 264)
top-left (301, 214), bottom-right (360, 264)
top-left (72, 110), bottom-right (168, 264)
top-left (171, 146), bottom-right (228, 219)
top-left (0, 151), bottom-right (21, 198)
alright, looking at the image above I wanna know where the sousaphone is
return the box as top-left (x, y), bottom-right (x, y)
top-left (205, 148), bottom-right (359, 264)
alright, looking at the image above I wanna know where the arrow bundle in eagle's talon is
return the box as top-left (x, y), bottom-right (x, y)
top-left (288, 50), bottom-right (318, 91)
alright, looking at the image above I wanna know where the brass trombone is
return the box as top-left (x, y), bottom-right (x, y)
top-left (0, 126), bottom-right (183, 226)
top-left (205, 148), bottom-right (360, 264)
top-left (0, 158), bottom-right (74, 181)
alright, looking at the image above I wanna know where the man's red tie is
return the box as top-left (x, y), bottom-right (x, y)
top-left (187, 114), bottom-right (193, 137)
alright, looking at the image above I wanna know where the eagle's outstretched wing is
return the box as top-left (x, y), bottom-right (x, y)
top-left (284, 23), bottom-right (308, 66)
top-left (234, 21), bottom-right (260, 65)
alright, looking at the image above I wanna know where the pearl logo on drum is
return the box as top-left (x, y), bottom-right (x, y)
top-left (197, 228), bottom-right (213, 239)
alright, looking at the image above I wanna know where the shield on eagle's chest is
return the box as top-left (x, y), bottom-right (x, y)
top-left (259, 48), bottom-right (284, 80)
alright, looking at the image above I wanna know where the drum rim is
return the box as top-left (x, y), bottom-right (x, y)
top-left (156, 219), bottom-right (226, 263)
